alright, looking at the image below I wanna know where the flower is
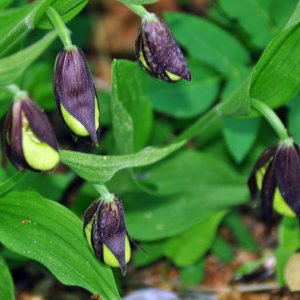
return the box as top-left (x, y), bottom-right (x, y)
top-left (248, 139), bottom-right (300, 222)
top-left (53, 47), bottom-right (100, 145)
top-left (135, 14), bottom-right (191, 82)
top-left (83, 195), bottom-right (131, 274)
top-left (2, 98), bottom-right (59, 172)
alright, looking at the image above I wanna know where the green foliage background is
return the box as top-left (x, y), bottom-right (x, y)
top-left (1, 0), bottom-right (300, 299)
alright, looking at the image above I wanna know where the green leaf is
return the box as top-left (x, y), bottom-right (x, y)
top-left (223, 116), bottom-right (260, 163)
top-left (218, 0), bottom-right (276, 48)
top-left (0, 0), bottom-right (12, 9)
top-left (0, 172), bottom-right (28, 196)
top-left (118, 0), bottom-right (158, 4)
top-left (0, 0), bottom-right (55, 56)
top-left (0, 31), bottom-right (57, 85)
top-left (60, 141), bottom-right (185, 183)
top-left (111, 59), bottom-right (153, 153)
top-left (148, 59), bottom-right (220, 118)
top-left (125, 150), bottom-right (248, 240)
top-left (278, 217), bottom-right (300, 252)
top-left (38, 0), bottom-right (89, 29)
top-left (251, 21), bottom-right (300, 108)
top-left (165, 12), bottom-right (249, 77)
top-left (164, 211), bottom-right (226, 266)
top-left (288, 93), bottom-right (300, 144)
top-left (270, 0), bottom-right (298, 29)
top-left (223, 211), bottom-right (258, 251)
top-left (235, 257), bottom-right (266, 276)
top-left (211, 236), bottom-right (234, 263)
top-left (141, 150), bottom-right (246, 195)
top-left (0, 256), bottom-right (15, 300)
top-left (180, 259), bottom-right (205, 286)
top-left (134, 241), bottom-right (164, 267)
top-left (0, 190), bottom-right (119, 299)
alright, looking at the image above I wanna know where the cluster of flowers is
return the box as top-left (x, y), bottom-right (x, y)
top-left (1, 14), bottom-right (191, 274)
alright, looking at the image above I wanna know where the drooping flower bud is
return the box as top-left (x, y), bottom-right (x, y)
top-left (53, 47), bottom-right (100, 145)
top-left (83, 195), bottom-right (131, 274)
top-left (135, 14), bottom-right (191, 82)
top-left (248, 140), bottom-right (300, 223)
top-left (2, 98), bottom-right (59, 172)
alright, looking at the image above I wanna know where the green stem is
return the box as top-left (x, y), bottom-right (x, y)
top-left (46, 7), bottom-right (74, 50)
top-left (251, 99), bottom-right (289, 141)
top-left (174, 105), bottom-right (222, 143)
top-left (5, 84), bottom-right (28, 100)
top-left (126, 4), bottom-right (153, 19)
top-left (94, 184), bottom-right (114, 202)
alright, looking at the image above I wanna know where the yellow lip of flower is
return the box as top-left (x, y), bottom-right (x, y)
top-left (60, 97), bottom-right (100, 138)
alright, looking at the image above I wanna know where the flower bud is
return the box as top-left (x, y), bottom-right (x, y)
top-left (83, 195), bottom-right (131, 274)
top-left (53, 47), bottom-right (100, 144)
top-left (248, 140), bottom-right (300, 223)
top-left (135, 14), bottom-right (191, 82)
top-left (2, 98), bottom-right (59, 172)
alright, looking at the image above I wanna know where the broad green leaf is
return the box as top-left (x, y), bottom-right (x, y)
top-left (0, 0), bottom-right (55, 56)
top-left (164, 211), bottom-right (226, 266)
top-left (165, 12), bottom-right (249, 77)
top-left (111, 60), bottom-right (153, 153)
top-left (0, 256), bottom-right (15, 300)
top-left (125, 189), bottom-right (247, 240)
top-left (211, 236), bottom-right (234, 263)
top-left (134, 241), bottom-right (163, 267)
top-left (288, 93), bottom-right (300, 144)
top-left (21, 62), bottom-right (55, 111)
top-left (0, 31), bottom-right (57, 85)
top-left (141, 150), bottom-right (245, 195)
top-left (0, 191), bottom-right (119, 299)
top-left (17, 172), bottom-right (74, 201)
top-left (60, 141), bottom-right (185, 183)
top-left (278, 217), bottom-right (300, 252)
top-left (180, 259), bottom-right (205, 286)
top-left (251, 21), bottom-right (300, 108)
top-left (38, 0), bottom-right (88, 29)
top-left (271, 0), bottom-right (298, 29)
top-left (218, 0), bottom-right (276, 48)
top-left (0, 0), bottom-right (12, 9)
top-left (118, 0), bottom-right (158, 4)
top-left (148, 59), bottom-right (220, 118)
top-left (223, 116), bottom-right (260, 163)
top-left (0, 172), bottom-right (28, 196)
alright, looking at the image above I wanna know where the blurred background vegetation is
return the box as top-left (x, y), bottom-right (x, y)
top-left (1, 0), bottom-right (300, 299)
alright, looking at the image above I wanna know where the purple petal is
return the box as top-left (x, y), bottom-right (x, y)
top-left (21, 99), bottom-right (58, 151)
top-left (274, 144), bottom-right (300, 217)
top-left (54, 47), bottom-right (99, 144)
top-left (247, 144), bottom-right (278, 200)
top-left (143, 17), bottom-right (191, 81)
top-left (261, 161), bottom-right (276, 225)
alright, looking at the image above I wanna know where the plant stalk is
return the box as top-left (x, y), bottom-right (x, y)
top-left (251, 99), bottom-right (289, 142)
top-left (94, 184), bottom-right (114, 202)
top-left (46, 7), bottom-right (74, 50)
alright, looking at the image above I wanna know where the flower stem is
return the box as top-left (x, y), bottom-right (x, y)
top-left (94, 184), bottom-right (114, 202)
top-left (251, 99), bottom-right (289, 141)
top-left (46, 7), bottom-right (74, 50)
top-left (5, 84), bottom-right (28, 100)
top-left (126, 4), bottom-right (152, 19)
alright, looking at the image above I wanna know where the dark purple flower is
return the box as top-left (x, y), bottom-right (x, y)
top-left (83, 195), bottom-right (131, 274)
top-left (248, 140), bottom-right (300, 223)
top-left (53, 47), bottom-right (100, 145)
top-left (2, 98), bottom-right (59, 172)
top-left (135, 14), bottom-right (191, 82)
